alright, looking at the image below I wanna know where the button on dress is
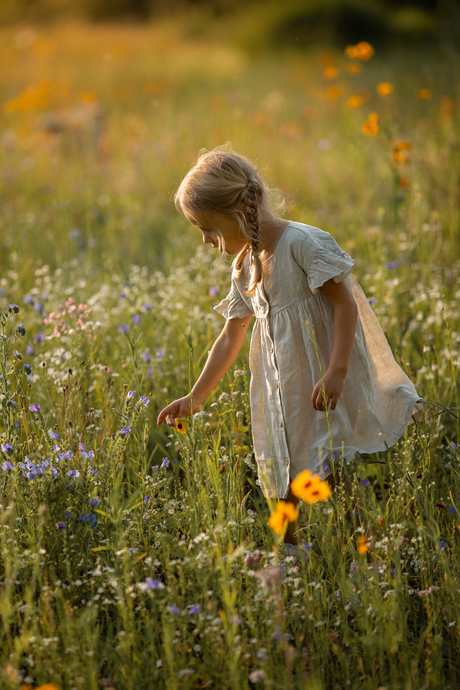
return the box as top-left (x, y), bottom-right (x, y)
top-left (214, 221), bottom-right (424, 500)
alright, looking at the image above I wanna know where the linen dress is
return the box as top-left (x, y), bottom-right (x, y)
top-left (214, 221), bottom-right (424, 500)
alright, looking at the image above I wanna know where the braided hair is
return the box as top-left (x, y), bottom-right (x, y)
top-left (174, 145), bottom-right (273, 296)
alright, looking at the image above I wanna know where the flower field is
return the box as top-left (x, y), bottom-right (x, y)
top-left (0, 12), bottom-right (460, 690)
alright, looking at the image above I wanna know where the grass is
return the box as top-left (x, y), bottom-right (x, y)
top-left (0, 11), bottom-right (459, 690)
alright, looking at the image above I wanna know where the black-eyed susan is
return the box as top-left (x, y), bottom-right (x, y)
top-left (175, 419), bottom-right (187, 434)
top-left (377, 82), bottom-right (394, 96)
top-left (357, 535), bottom-right (369, 554)
top-left (268, 500), bottom-right (299, 535)
top-left (290, 470), bottom-right (331, 504)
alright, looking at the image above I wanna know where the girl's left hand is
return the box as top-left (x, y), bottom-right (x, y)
top-left (311, 370), bottom-right (346, 411)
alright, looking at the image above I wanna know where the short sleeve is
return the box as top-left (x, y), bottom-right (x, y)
top-left (213, 276), bottom-right (254, 320)
top-left (292, 226), bottom-right (355, 295)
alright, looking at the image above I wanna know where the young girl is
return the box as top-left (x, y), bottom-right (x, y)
top-left (157, 146), bottom-right (423, 564)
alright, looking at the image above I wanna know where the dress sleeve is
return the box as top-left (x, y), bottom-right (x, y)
top-left (292, 227), bottom-right (355, 295)
top-left (213, 275), bottom-right (254, 320)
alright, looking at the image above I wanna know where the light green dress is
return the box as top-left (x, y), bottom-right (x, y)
top-left (214, 221), bottom-right (424, 500)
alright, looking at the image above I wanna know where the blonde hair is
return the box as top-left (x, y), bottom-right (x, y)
top-left (174, 144), bottom-right (277, 296)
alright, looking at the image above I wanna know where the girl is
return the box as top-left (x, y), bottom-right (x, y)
top-left (157, 146), bottom-right (423, 564)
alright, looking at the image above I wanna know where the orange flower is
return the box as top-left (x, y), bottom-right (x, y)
top-left (361, 112), bottom-right (379, 135)
top-left (390, 141), bottom-right (411, 169)
top-left (323, 65), bottom-right (338, 80)
top-left (398, 175), bottom-right (410, 190)
top-left (376, 82), bottom-right (394, 96)
top-left (268, 500), bottom-right (299, 535)
top-left (345, 42), bottom-right (374, 61)
top-left (324, 85), bottom-right (343, 101)
top-left (357, 535), bottom-right (369, 554)
top-left (290, 470), bottom-right (331, 504)
top-left (175, 419), bottom-right (187, 434)
top-left (345, 62), bottom-right (362, 74)
top-left (346, 95), bottom-right (364, 109)
top-left (417, 88), bottom-right (432, 100)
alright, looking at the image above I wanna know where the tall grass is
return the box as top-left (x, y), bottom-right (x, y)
top-left (0, 14), bottom-right (459, 690)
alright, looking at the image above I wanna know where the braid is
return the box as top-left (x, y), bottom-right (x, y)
top-left (243, 179), bottom-right (263, 295)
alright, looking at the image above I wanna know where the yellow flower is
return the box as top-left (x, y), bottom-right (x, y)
top-left (345, 42), bottom-right (374, 61)
top-left (175, 419), bottom-right (187, 434)
top-left (361, 113), bottom-right (379, 136)
top-left (344, 62), bottom-right (362, 74)
top-left (290, 470), bottom-right (331, 504)
top-left (323, 65), bottom-right (339, 80)
top-left (357, 535), bottom-right (369, 554)
top-left (346, 95), bottom-right (364, 110)
top-left (377, 82), bottom-right (394, 96)
top-left (268, 500), bottom-right (299, 535)
top-left (417, 88), bottom-right (432, 100)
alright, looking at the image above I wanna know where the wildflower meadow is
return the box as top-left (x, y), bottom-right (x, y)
top-left (0, 7), bottom-right (460, 689)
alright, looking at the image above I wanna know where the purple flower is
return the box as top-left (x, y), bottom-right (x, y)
top-left (360, 478), bottom-right (370, 487)
top-left (1, 443), bottom-right (13, 453)
top-left (89, 466), bottom-right (99, 475)
top-left (34, 332), bottom-right (43, 343)
top-left (34, 302), bottom-right (43, 312)
top-left (8, 304), bottom-right (19, 313)
top-left (2, 461), bottom-right (14, 471)
top-left (208, 286), bottom-right (219, 296)
top-left (156, 348), bottom-right (164, 358)
top-left (120, 427), bottom-right (131, 436)
top-left (67, 469), bottom-right (80, 478)
top-left (436, 503), bottom-right (444, 509)
top-left (79, 442), bottom-right (86, 451)
top-left (16, 325), bottom-right (26, 336)
top-left (89, 513), bottom-right (98, 527)
top-left (170, 604), bottom-right (180, 614)
top-left (161, 457), bottom-right (169, 468)
top-left (59, 450), bottom-right (73, 460)
top-left (140, 396), bottom-right (149, 406)
top-left (386, 262), bottom-right (395, 269)
top-left (119, 292), bottom-right (126, 299)
top-left (188, 604), bottom-right (200, 614)
top-left (450, 442), bottom-right (458, 450)
top-left (55, 521), bottom-right (66, 530)
top-left (118, 324), bottom-right (129, 333)
top-left (146, 578), bottom-right (164, 590)
top-left (440, 540), bottom-right (447, 549)
top-left (142, 352), bottom-right (151, 363)
top-left (143, 305), bottom-right (152, 311)
top-left (89, 497), bottom-right (99, 507)
top-left (49, 430), bottom-right (60, 440)
top-left (65, 510), bottom-right (73, 519)
top-left (449, 506), bottom-right (456, 514)
top-left (81, 450), bottom-right (94, 459)
top-left (51, 468), bottom-right (58, 477)
top-left (25, 345), bottom-right (34, 355)
top-left (52, 445), bottom-right (60, 453)
top-left (29, 403), bottom-right (40, 412)
top-left (367, 297), bottom-right (377, 304)
top-left (132, 315), bottom-right (142, 324)
top-left (127, 391), bottom-right (136, 399)
top-left (144, 496), bottom-right (151, 504)
top-left (152, 465), bottom-right (159, 471)
top-left (24, 363), bottom-right (32, 375)
top-left (79, 514), bottom-right (89, 523)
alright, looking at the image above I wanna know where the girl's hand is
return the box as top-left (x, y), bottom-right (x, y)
top-left (311, 370), bottom-right (346, 412)
top-left (157, 395), bottom-right (199, 427)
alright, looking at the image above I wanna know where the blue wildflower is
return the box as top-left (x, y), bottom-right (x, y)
top-left (81, 450), bottom-right (95, 459)
top-left (144, 496), bottom-right (151, 504)
top-left (156, 348), bottom-right (164, 358)
top-left (142, 352), bottom-right (151, 362)
top-left (34, 332), bottom-right (43, 343)
top-left (67, 469), bottom-right (80, 478)
top-left (79, 514), bottom-right (89, 523)
top-left (367, 297), bottom-right (377, 304)
top-left (127, 391), bottom-right (136, 399)
top-left (29, 403), bottom-right (40, 412)
top-left (146, 578), bottom-right (164, 590)
top-left (89, 497), bottom-right (99, 507)
top-left (26, 345), bottom-right (34, 356)
top-left (170, 604), bottom-right (180, 614)
top-left (450, 442), bottom-right (458, 450)
top-left (49, 431), bottom-right (60, 441)
top-left (34, 302), bottom-right (43, 312)
top-left (55, 521), bottom-right (66, 530)
top-left (120, 427), bottom-right (131, 436)
top-left (8, 304), bottom-right (20, 314)
top-left (65, 511), bottom-right (73, 519)
top-left (24, 364), bottom-right (32, 375)
top-left (140, 396), bottom-right (149, 406)
top-left (2, 461), bottom-right (14, 471)
top-left (143, 305), bottom-right (152, 311)
top-left (209, 286), bottom-right (219, 296)
top-left (89, 466), bottom-right (99, 475)
top-left (51, 468), bottom-right (58, 477)
top-left (14, 350), bottom-right (22, 360)
top-left (152, 465), bottom-right (159, 471)
top-left (440, 541), bottom-right (447, 549)
top-left (59, 450), bottom-right (73, 460)
top-left (16, 325), bottom-right (26, 336)
top-left (386, 262), bottom-right (395, 269)
top-left (1, 443), bottom-right (13, 453)
top-left (132, 315), bottom-right (142, 324)
top-left (118, 324), bottom-right (129, 333)
top-left (188, 604), bottom-right (200, 614)
top-left (449, 506), bottom-right (456, 514)
top-left (161, 457), bottom-right (169, 468)
top-left (89, 513), bottom-right (98, 527)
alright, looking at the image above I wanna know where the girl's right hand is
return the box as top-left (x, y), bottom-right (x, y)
top-left (157, 395), bottom-right (199, 427)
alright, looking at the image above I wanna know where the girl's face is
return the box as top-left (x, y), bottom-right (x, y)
top-left (193, 212), bottom-right (247, 256)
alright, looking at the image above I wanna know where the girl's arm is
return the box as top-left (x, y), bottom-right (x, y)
top-left (311, 278), bottom-right (358, 412)
top-left (157, 315), bottom-right (253, 426)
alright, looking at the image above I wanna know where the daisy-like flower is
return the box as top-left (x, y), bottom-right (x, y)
top-left (357, 535), bottom-right (369, 554)
top-left (268, 500), bottom-right (299, 535)
top-left (175, 419), bottom-right (187, 434)
top-left (361, 112), bottom-right (379, 136)
top-left (290, 470), bottom-right (331, 504)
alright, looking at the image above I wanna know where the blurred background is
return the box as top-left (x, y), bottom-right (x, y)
top-left (0, 0), bottom-right (459, 279)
